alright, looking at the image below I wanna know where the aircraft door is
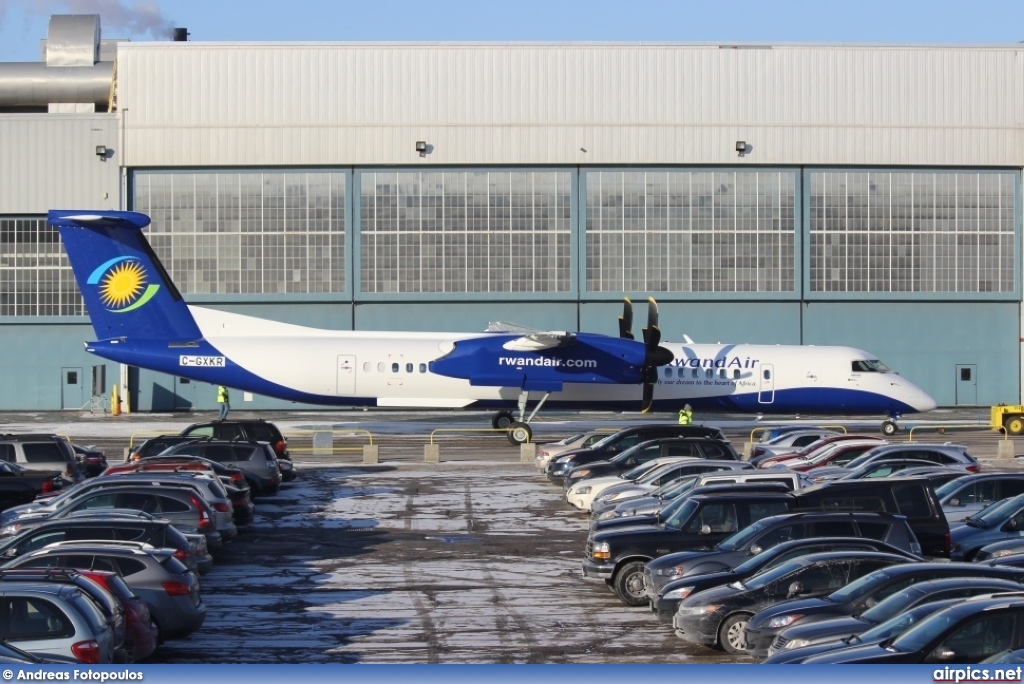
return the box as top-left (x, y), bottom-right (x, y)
top-left (758, 364), bottom-right (775, 404)
top-left (955, 365), bottom-right (977, 405)
top-left (61, 367), bottom-right (83, 409)
top-left (337, 355), bottom-right (356, 395)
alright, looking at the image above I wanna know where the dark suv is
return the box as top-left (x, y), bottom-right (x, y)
top-left (563, 437), bottom-right (740, 490)
top-left (582, 490), bottom-right (796, 605)
top-left (547, 424), bottom-right (727, 483)
top-left (0, 434), bottom-right (81, 482)
top-left (180, 420), bottom-right (293, 481)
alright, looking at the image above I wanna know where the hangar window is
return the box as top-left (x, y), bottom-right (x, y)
top-left (360, 170), bottom-right (571, 294)
top-left (585, 170), bottom-right (796, 294)
top-left (809, 170), bottom-right (1016, 294)
top-left (0, 217), bottom-right (83, 316)
top-left (132, 170), bottom-right (347, 296)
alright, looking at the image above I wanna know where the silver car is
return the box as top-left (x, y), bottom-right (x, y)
top-left (5, 541), bottom-right (206, 641)
top-left (0, 582), bottom-right (115, 663)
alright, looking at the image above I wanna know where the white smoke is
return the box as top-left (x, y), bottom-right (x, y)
top-left (15, 0), bottom-right (178, 40)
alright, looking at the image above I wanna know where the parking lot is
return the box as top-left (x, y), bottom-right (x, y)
top-left (0, 408), bottom-right (1016, 663)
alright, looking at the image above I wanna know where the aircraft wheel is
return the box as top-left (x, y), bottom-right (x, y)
top-left (881, 420), bottom-right (899, 437)
top-left (507, 422), bottom-right (532, 445)
top-left (1005, 416), bottom-right (1024, 436)
top-left (492, 411), bottom-right (514, 430)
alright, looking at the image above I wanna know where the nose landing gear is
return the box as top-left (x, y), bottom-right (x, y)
top-left (881, 412), bottom-right (903, 437)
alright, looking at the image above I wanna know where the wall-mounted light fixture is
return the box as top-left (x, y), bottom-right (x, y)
top-left (415, 141), bottom-right (428, 157)
top-left (735, 140), bottom-right (748, 156)
top-left (95, 145), bottom-right (108, 161)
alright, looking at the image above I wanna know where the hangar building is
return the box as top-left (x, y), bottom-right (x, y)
top-left (0, 14), bottom-right (1018, 413)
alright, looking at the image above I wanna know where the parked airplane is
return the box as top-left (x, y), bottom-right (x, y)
top-left (51, 210), bottom-right (937, 443)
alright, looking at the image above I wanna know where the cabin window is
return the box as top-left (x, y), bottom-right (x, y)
top-left (692, 369), bottom-right (698, 379)
top-left (377, 362), bottom-right (385, 372)
top-left (719, 369), bottom-right (726, 378)
top-left (391, 363), bottom-right (399, 373)
top-left (706, 369), bottom-right (713, 379)
top-left (419, 363), bottom-right (427, 373)
top-left (406, 363), bottom-right (413, 373)
top-left (362, 362), bottom-right (371, 372)
top-left (763, 369), bottom-right (771, 380)
top-left (733, 369), bottom-right (740, 379)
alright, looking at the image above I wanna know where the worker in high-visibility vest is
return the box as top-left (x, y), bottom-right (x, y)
top-left (678, 404), bottom-right (693, 425)
top-left (217, 385), bottom-right (231, 420)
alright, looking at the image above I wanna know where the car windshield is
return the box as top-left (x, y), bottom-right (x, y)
top-left (611, 443), bottom-right (650, 464)
top-left (859, 585), bottom-right (928, 623)
top-left (559, 433), bottom-right (585, 446)
top-left (716, 522), bottom-right (766, 552)
top-left (744, 560), bottom-right (806, 590)
top-left (857, 601), bottom-right (957, 644)
top-left (651, 476), bottom-right (697, 499)
top-left (663, 499), bottom-right (700, 530)
top-left (827, 569), bottom-right (893, 603)
top-left (842, 449), bottom-right (889, 471)
top-left (934, 478), bottom-right (969, 500)
top-left (969, 494), bottom-right (1024, 525)
top-left (890, 605), bottom-right (971, 652)
top-left (621, 461), bottom-right (663, 481)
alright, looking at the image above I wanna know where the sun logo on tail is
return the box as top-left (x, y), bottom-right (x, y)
top-left (87, 257), bottom-right (161, 313)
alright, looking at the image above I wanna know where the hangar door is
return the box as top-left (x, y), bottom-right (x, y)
top-left (956, 365), bottom-right (977, 405)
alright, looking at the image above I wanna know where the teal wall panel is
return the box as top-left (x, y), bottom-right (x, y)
top-left (802, 302), bottom-right (1019, 407)
top-left (354, 302), bottom-right (579, 333)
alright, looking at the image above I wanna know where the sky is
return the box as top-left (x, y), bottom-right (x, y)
top-left (2, 0), bottom-right (1024, 62)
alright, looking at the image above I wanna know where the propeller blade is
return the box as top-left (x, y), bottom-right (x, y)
top-left (642, 297), bottom-right (659, 347)
top-left (619, 297), bottom-right (634, 340)
top-left (641, 380), bottom-right (654, 414)
top-left (638, 297), bottom-right (673, 413)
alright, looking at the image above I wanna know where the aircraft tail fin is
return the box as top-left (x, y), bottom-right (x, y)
top-left (50, 210), bottom-right (202, 342)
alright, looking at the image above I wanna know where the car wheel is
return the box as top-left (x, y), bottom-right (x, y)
top-left (492, 411), bottom-right (514, 430)
top-left (718, 613), bottom-right (752, 655)
top-left (612, 560), bottom-right (648, 606)
top-left (507, 422), bottom-right (532, 445)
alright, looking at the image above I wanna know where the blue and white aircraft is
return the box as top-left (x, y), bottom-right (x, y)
top-left (51, 210), bottom-right (937, 443)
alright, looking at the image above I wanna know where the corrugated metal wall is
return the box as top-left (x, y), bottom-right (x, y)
top-left (118, 43), bottom-right (1024, 167)
top-left (0, 114), bottom-right (119, 213)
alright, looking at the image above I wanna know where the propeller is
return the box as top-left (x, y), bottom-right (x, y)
top-left (621, 297), bottom-right (674, 412)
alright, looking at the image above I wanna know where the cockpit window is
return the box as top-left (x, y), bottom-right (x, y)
top-left (852, 360), bottom-right (892, 373)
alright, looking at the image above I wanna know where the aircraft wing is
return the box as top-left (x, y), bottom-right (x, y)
top-left (501, 331), bottom-right (576, 352)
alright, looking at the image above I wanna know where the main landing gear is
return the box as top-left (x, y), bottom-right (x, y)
top-left (493, 391), bottom-right (552, 445)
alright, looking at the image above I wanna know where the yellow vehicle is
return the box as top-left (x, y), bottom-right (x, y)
top-left (992, 404), bottom-right (1024, 435)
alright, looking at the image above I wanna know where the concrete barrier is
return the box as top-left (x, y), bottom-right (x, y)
top-left (424, 444), bottom-right (440, 463)
top-left (362, 444), bottom-right (379, 464)
top-left (520, 442), bottom-right (537, 463)
top-left (312, 431), bottom-right (333, 456)
top-left (741, 442), bottom-right (753, 460)
top-left (998, 440), bottom-right (1016, 459)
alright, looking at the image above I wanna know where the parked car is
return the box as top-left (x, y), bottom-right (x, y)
top-left (126, 435), bottom-right (197, 462)
top-left (766, 576), bottom-right (1024, 658)
top-left (589, 460), bottom-right (750, 511)
top-left (936, 473), bottom-right (1024, 522)
top-left (564, 437), bottom-right (740, 489)
top-left (749, 430), bottom-right (843, 464)
top-left (781, 439), bottom-right (893, 473)
top-left (763, 598), bottom-right (963, 664)
top-left (0, 513), bottom-right (210, 576)
top-left (645, 510), bottom-right (924, 601)
top-left (674, 551), bottom-right (912, 654)
top-left (546, 424), bottom-right (726, 482)
top-left (651, 536), bottom-right (922, 624)
top-left (78, 569), bottom-right (158, 662)
top-left (71, 445), bottom-right (108, 478)
top-left (757, 436), bottom-right (885, 469)
top-left (742, 561), bottom-right (1024, 658)
top-left (974, 538), bottom-right (1024, 563)
top-left (893, 467), bottom-right (972, 490)
top-left (582, 490), bottom-right (796, 605)
top-left (800, 595), bottom-right (1024, 663)
top-left (950, 493), bottom-right (1024, 560)
top-left (0, 434), bottom-right (82, 481)
top-left (0, 461), bottom-right (66, 512)
top-left (806, 443), bottom-right (981, 482)
top-left (0, 580), bottom-right (115, 663)
top-left (4, 541), bottom-right (206, 641)
top-left (180, 419), bottom-right (290, 462)
top-left (0, 567), bottom-right (126, 662)
top-left (535, 431), bottom-right (616, 472)
top-left (156, 440), bottom-right (282, 496)
top-left (836, 459), bottom-right (971, 481)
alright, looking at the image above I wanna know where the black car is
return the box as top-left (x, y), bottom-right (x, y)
top-left (71, 444), bottom-right (108, 477)
top-left (673, 551), bottom-right (912, 654)
top-left (181, 420), bottom-right (293, 482)
top-left (546, 424), bottom-right (726, 483)
top-left (644, 510), bottom-right (923, 601)
top-left (651, 536), bottom-right (921, 624)
top-left (582, 490), bottom-right (796, 605)
top-left (802, 596), bottom-right (1024, 663)
top-left (127, 434), bottom-right (197, 461)
top-left (563, 437), bottom-right (740, 489)
top-left (766, 576), bottom-right (1024, 659)
top-left (743, 561), bottom-right (1024, 658)
top-left (763, 598), bottom-right (963, 664)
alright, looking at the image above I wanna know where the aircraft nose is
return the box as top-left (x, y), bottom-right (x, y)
top-left (909, 385), bottom-right (938, 412)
